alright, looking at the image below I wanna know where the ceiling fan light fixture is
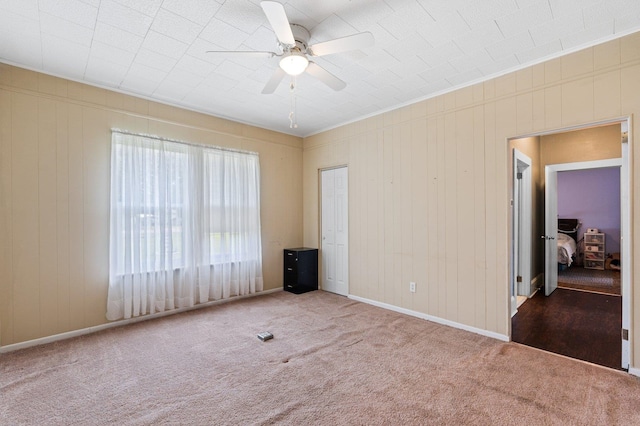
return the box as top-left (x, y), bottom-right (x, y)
top-left (279, 52), bottom-right (308, 76)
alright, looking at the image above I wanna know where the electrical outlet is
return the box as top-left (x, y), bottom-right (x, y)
top-left (409, 281), bottom-right (416, 293)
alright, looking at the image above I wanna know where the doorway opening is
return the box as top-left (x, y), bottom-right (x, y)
top-left (555, 165), bottom-right (621, 296)
top-left (511, 148), bottom-right (533, 317)
top-left (508, 119), bottom-right (630, 371)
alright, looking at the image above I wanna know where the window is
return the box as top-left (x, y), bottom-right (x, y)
top-left (107, 131), bottom-right (263, 321)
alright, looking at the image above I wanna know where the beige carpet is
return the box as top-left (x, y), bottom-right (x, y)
top-left (2, 291), bottom-right (640, 425)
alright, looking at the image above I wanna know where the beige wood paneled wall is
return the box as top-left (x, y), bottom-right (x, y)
top-left (0, 64), bottom-right (303, 346)
top-left (303, 32), bottom-right (640, 365)
top-left (540, 124), bottom-right (622, 166)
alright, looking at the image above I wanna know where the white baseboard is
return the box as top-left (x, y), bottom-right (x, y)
top-left (530, 273), bottom-right (543, 294)
top-left (348, 294), bottom-right (509, 342)
top-left (347, 294), bottom-right (640, 375)
top-left (0, 288), bottom-right (282, 354)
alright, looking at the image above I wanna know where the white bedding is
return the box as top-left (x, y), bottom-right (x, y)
top-left (557, 232), bottom-right (577, 266)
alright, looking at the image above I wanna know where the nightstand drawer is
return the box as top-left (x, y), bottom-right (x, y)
top-left (284, 266), bottom-right (297, 282)
top-left (284, 251), bottom-right (298, 268)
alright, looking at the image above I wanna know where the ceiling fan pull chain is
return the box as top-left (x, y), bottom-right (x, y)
top-left (289, 77), bottom-right (298, 129)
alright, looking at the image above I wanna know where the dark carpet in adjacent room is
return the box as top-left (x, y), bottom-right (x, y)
top-left (512, 288), bottom-right (621, 369)
top-left (557, 267), bottom-right (620, 295)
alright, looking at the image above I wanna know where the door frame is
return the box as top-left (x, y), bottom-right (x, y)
top-left (319, 165), bottom-right (349, 296)
top-left (507, 117), bottom-right (631, 370)
top-left (511, 149), bottom-right (533, 317)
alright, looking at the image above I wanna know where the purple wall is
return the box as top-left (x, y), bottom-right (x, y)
top-left (557, 167), bottom-right (620, 254)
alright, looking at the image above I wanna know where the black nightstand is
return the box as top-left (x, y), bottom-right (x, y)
top-left (283, 248), bottom-right (318, 294)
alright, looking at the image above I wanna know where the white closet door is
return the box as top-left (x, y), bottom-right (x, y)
top-left (321, 167), bottom-right (348, 295)
top-left (544, 166), bottom-right (558, 296)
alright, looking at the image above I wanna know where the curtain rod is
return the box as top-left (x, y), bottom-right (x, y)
top-left (111, 128), bottom-right (259, 156)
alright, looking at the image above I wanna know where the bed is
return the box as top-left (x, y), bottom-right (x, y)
top-left (558, 218), bottom-right (580, 267)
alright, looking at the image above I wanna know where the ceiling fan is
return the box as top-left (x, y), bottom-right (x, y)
top-left (207, 1), bottom-right (374, 94)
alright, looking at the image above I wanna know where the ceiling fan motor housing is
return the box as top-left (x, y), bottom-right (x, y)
top-left (287, 24), bottom-right (310, 53)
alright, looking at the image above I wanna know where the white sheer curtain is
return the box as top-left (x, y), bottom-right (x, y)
top-left (107, 131), bottom-right (263, 321)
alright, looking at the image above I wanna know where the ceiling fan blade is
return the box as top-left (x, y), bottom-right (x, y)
top-left (260, 1), bottom-right (295, 46)
top-left (262, 67), bottom-right (286, 94)
top-left (308, 32), bottom-right (374, 57)
top-left (206, 51), bottom-right (275, 59)
top-left (306, 62), bottom-right (346, 91)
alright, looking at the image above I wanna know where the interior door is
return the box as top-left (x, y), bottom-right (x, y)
top-left (544, 166), bottom-right (558, 296)
top-left (321, 167), bottom-right (348, 295)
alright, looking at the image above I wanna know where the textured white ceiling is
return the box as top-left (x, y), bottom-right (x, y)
top-left (1, 0), bottom-right (639, 137)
